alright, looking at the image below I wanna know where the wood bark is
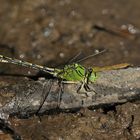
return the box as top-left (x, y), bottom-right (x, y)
top-left (0, 67), bottom-right (140, 118)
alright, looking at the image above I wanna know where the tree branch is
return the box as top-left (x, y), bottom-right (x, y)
top-left (0, 67), bottom-right (140, 118)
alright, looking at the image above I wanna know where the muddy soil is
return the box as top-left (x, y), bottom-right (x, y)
top-left (0, 0), bottom-right (140, 140)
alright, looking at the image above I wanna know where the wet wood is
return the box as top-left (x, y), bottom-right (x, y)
top-left (0, 67), bottom-right (140, 118)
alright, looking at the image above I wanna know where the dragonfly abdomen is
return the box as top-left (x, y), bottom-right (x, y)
top-left (0, 55), bottom-right (56, 75)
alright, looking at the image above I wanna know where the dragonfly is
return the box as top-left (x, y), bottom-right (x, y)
top-left (0, 51), bottom-right (130, 93)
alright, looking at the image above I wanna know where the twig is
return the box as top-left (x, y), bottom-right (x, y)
top-left (0, 67), bottom-right (139, 118)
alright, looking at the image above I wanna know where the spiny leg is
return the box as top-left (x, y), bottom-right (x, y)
top-left (61, 73), bottom-right (92, 95)
top-left (76, 68), bottom-right (90, 93)
top-left (62, 80), bottom-right (83, 93)
top-left (77, 69), bottom-right (98, 95)
top-left (36, 80), bottom-right (53, 117)
top-left (57, 80), bottom-right (65, 108)
top-left (76, 81), bottom-right (98, 96)
top-left (76, 80), bottom-right (90, 95)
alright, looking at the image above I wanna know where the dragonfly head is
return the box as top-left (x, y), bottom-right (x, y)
top-left (88, 68), bottom-right (98, 82)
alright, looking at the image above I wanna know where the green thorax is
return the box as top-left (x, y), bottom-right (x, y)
top-left (55, 63), bottom-right (97, 82)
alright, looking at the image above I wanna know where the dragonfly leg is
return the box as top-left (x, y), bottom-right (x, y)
top-left (62, 80), bottom-right (88, 96)
top-left (77, 70), bottom-right (91, 93)
top-left (62, 81), bottom-right (79, 84)
top-left (76, 77), bottom-right (90, 95)
top-left (57, 80), bottom-right (64, 108)
top-left (36, 80), bottom-right (52, 117)
top-left (77, 78), bottom-right (97, 95)
top-left (62, 80), bottom-right (97, 96)
top-left (76, 82), bottom-right (88, 96)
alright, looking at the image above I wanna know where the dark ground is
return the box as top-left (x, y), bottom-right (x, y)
top-left (0, 0), bottom-right (140, 139)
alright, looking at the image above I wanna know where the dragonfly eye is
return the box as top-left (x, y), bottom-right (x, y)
top-left (88, 68), bottom-right (93, 73)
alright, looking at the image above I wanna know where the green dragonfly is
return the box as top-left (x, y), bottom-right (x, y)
top-left (0, 52), bottom-right (130, 92)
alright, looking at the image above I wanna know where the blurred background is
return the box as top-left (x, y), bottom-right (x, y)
top-left (0, 0), bottom-right (140, 75)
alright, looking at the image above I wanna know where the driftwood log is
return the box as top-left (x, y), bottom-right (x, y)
top-left (0, 67), bottom-right (140, 119)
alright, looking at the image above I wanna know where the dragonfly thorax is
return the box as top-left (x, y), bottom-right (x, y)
top-left (56, 63), bottom-right (97, 83)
